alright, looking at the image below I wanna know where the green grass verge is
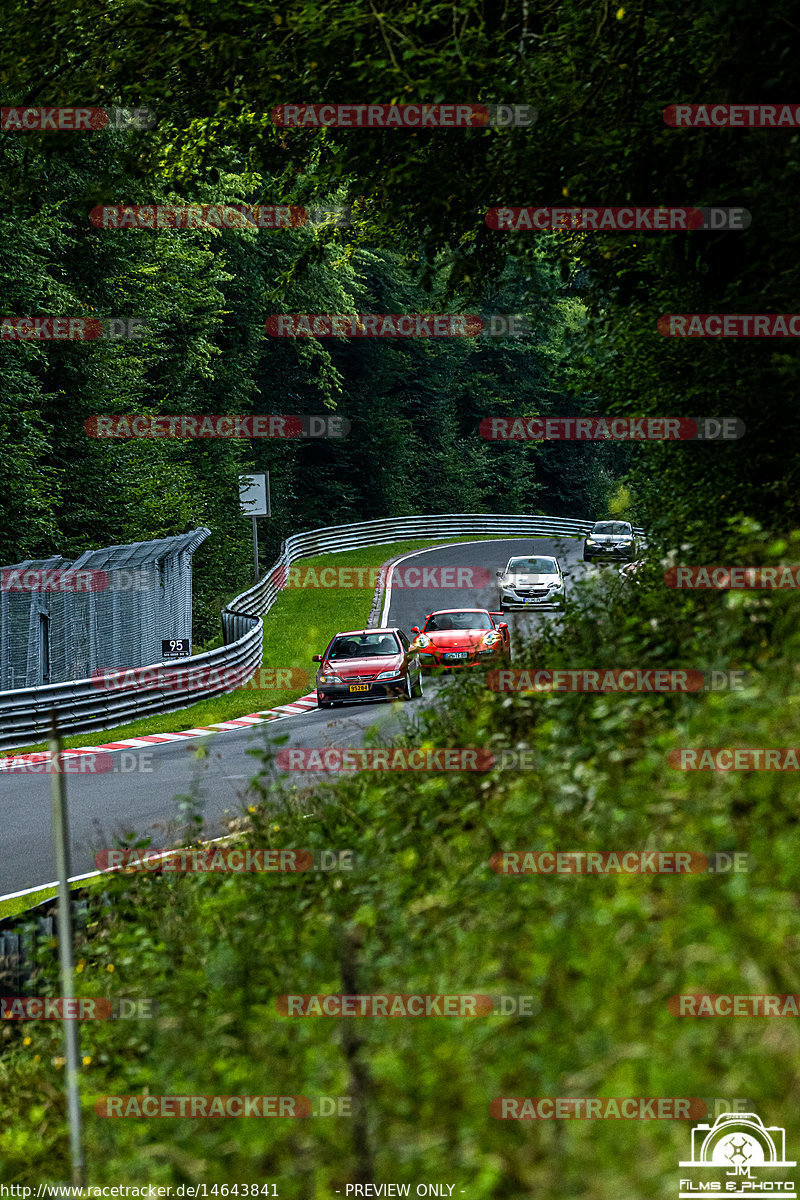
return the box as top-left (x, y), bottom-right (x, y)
top-left (0, 873), bottom-right (108, 921)
top-left (8, 535), bottom-right (503, 755)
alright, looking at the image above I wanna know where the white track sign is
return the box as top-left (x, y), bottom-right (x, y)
top-left (238, 473), bottom-right (270, 517)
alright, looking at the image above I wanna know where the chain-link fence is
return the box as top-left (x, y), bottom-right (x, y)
top-left (0, 530), bottom-right (210, 689)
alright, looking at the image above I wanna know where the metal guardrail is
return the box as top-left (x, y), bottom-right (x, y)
top-left (222, 513), bottom-right (644, 633)
top-left (0, 893), bottom-right (92, 993)
top-left (1, 513), bottom-right (644, 751)
top-left (0, 620), bottom-right (264, 752)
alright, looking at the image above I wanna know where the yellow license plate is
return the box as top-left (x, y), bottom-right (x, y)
top-left (349, 684), bottom-right (370, 692)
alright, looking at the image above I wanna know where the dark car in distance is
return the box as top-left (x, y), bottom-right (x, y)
top-left (583, 520), bottom-right (638, 562)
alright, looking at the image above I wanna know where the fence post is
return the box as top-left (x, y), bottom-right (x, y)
top-left (49, 709), bottom-right (87, 1187)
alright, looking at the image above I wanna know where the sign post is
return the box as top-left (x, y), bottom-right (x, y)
top-left (238, 473), bottom-right (270, 585)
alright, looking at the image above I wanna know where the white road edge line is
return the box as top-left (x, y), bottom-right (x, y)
top-left (0, 832), bottom-right (250, 906)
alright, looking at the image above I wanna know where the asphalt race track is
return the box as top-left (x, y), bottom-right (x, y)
top-left (0, 536), bottom-right (594, 896)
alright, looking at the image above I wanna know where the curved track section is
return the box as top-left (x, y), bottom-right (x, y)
top-left (0, 536), bottom-right (593, 896)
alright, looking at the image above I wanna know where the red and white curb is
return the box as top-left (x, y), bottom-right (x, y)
top-left (0, 693), bottom-right (319, 771)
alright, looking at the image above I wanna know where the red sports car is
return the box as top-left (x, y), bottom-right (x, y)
top-left (409, 609), bottom-right (510, 670)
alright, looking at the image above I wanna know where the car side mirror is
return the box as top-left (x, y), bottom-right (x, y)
top-left (410, 627), bottom-right (420, 636)
top-left (495, 570), bottom-right (503, 578)
top-left (498, 623), bottom-right (508, 631)
top-left (563, 571), bottom-right (571, 578)
top-left (312, 654), bottom-right (322, 662)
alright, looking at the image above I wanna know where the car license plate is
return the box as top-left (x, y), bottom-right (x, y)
top-left (349, 684), bottom-right (370, 692)
top-left (444, 651), bottom-right (469, 661)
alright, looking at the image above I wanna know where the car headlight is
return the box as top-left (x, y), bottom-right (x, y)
top-left (376, 670), bottom-right (402, 680)
top-left (482, 632), bottom-right (501, 647)
top-left (585, 538), bottom-right (598, 545)
top-left (318, 673), bottom-right (342, 684)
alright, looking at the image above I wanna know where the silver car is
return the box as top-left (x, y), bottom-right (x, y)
top-left (583, 520), bottom-right (637, 562)
top-left (496, 555), bottom-right (566, 610)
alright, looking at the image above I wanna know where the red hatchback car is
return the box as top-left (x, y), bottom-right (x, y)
top-left (313, 627), bottom-right (423, 708)
top-left (409, 609), bottom-right (510, 670)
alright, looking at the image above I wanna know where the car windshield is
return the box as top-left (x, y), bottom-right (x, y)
top-left (328, 634), bottom-right (399, 658)
top-left (592, 522), bottom-right (631, 535)
top-left (424, 611), bottom-right (494, 632)
top-left (506, 557), bottom-right (558, 573)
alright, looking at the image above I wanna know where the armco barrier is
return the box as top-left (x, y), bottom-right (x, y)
top-left (0, 514), bottom-right (643, 751)
top-left (0, 619), bottom-right (264, 752)
top-left (221, 513), bottom-right (644, 633)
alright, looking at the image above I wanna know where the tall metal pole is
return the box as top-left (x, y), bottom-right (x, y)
top-left (49, 709), bottom-right (86, 1187)
top-left (252, 515), bottom-right (259, 585)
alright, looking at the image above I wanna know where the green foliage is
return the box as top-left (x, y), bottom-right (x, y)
top-left (2, 523), bottom-right (799, 1188)
top-left (1, 0), bottom-right (799, 1190)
